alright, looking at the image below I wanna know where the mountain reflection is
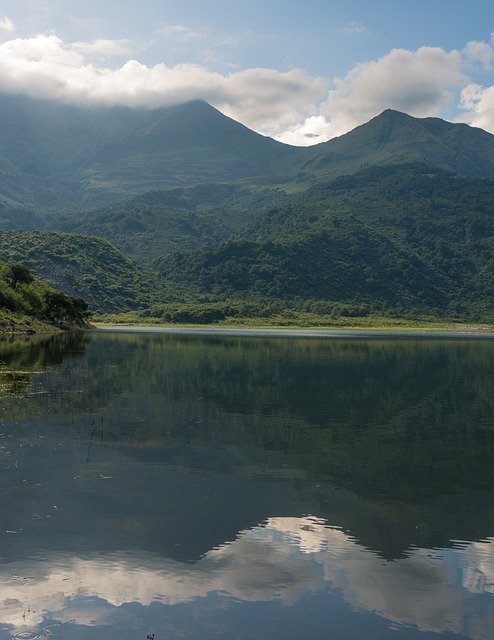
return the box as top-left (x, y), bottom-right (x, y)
top-left (1, 517), bottom-right (493, 639)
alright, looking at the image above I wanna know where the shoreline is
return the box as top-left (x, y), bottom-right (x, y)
top-left (92, 322), bottom-right (494, 338)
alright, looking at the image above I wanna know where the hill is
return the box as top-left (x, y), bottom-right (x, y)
top-left (0, 258), bottom-right (88, 332)
top-left (49, 183), bottom-right (290, 263)
top-left (3, 164), bottom-right (491, 321)
top-left (154, 165), bottom-right (494, 320)
top-left (0, 231), bottom-right (161, 312)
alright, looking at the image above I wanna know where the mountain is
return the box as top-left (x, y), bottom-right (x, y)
top-left (0, 96), bottom-right (492, 321)
top-left (298, 109), bottom-right (494, 182)
top-left (1, 95), bottom-right (493, 217)
top-left (0, 95), bottom-right (303, 211)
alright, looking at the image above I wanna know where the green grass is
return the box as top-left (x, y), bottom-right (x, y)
top-left (92, 311), bottom-right (494, 333)
top-left (0, 309), bottom-right (65, 334)
top-left (0, 258), bottom-right (89, 334)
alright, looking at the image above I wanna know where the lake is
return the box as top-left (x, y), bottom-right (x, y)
top-left (0, 328), bottom-right (493, 640)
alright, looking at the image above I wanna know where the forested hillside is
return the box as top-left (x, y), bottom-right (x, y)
top-left (0, 231), bottom-right (161, 312)
top-left (154, 165), bottom-right (493, 319)
top-left (0, 258), bottom-right (88, 331)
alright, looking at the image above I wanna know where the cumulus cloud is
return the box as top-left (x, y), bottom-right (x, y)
top-left (71, 38), bottom-right (132, 58)
top-left (265, 45), bottom-right (469, 144)
top-left (463, 34), bottom-right (494, 70)
top-left (0, 16), bottom-right (15, 32)
top-left (0, 32), bottom-right (492, 144)
top-left (459, 83), bottom-right (494, 132)
top-left (452, 34), bottom-right (494, 133)
top-left (0, 34), bottom-right (323, 131)
top-left (320, 46), bottom-right (464, 137)
top-left (276, 115), bottom-right (333, 146)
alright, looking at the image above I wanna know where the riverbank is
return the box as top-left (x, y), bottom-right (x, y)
top-left (93, 312), bottom-right (494, 334)
top-left (0, 310), bottom-right (63, 335)
top-left (0, 310), bottom-right (91, 336)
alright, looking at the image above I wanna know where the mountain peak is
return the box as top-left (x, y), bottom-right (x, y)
top-left (374, 108), bottom-right (413, 120)
top-left (302, 108), bottom-right (494, 180)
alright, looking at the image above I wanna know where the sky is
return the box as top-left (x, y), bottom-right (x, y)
top-left (0, 0), bottom-right (493, 145)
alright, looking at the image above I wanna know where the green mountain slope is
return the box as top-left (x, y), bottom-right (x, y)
top-left (1, 96), bottom-right (493, 216)
top-left (50, 183), bottom-right (290, 263)
top-left (0, 258), bottom-right (88, 331)
top-left (25, 164), bottom-right (494, 320)
top-left (0, 95), bottom-right (303, 211)
top-left (300, 110), bottom-right (494, 182)
top-left (0, 231), bottom-right (161, 312)
top-left (155, 165), bottom-right (494, 319)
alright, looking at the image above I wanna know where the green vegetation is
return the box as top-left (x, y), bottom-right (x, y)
top-left (154, 166), bottom-right (493, 321)
top-left (0, 98), bottom-right (492, 323)
top-left (95, 302), bottom-right (493, 333)
top-left (0, 230), bottom-right (162, 312)
top-left (49, 182), bottom-right (290, 263)
top-left (0, 258), bottom-right (89, 332)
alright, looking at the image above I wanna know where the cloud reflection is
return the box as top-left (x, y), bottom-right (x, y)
top-left (0, 516), bottom-right (493, 638)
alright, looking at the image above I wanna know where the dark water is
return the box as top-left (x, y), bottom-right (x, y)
top-left (0, 329), bottom-right (493, 640)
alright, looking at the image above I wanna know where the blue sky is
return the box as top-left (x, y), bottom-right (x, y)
top-left (0, 0), bottom-right (493, 144)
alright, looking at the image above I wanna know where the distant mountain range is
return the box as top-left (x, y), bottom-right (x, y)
top-left (0, 95), bottom-right (492, 321)
top-left (0, 95), bottom-right (493, 212)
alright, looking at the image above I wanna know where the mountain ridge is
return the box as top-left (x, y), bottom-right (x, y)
top-left (300, 109), bottom-right (494, 181)
top-left (0, 95), bottom-right (493, 214)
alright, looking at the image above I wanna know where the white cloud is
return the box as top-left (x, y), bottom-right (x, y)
top-left (264, 45), bottom-right (468, 143)
top-left (275, 115), bottom-right (333, 146)
top-left (459, 83), bottom-right (494, 132)
top-left (0, 32), bottom-right (492, 144)
top-left (463, 34), bottom-right (494, 70)
top-left (71, 39), bottom-right (132, 58)
top-left (0, 16), bottom-right (15, 32)
top-left (455, 34), bottom-right (494, 133)
top-left (319, 46), bottom-right (465, 137)
top-left (0, 34), bottom-right (323, 132)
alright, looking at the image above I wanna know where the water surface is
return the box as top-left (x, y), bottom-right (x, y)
top-left (0, 330), bottom-right (493, 639)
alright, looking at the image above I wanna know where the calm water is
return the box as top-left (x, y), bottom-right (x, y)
top-left (0, 329), bottom-right (493, 640)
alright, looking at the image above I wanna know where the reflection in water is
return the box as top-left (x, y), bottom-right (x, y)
top-left (1, 518), bottom-right (493, 639)
top-left (0, 330), bottom-right (493, 639)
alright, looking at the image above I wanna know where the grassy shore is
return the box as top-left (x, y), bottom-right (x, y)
top-left (0, 310), bottom-right (67, 335)
top-left (93, 311), bottom-right (494, 333)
